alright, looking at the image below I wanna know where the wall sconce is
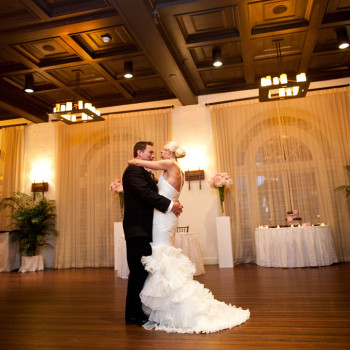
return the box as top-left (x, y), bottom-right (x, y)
top-left (336, 27), bottom-right (349, 49)
top-left (101, 33), bottom-right (112, 43)
top-left (212, 48), bottom-right (222, 67)
top-left (31, 181), bottom-right (48, 195)
top-left (185, 169), bottom-right (205, 190)
top-left (124, 61), bottom-right (133, 78)
top-left (24, 74), bottom-right (34, 93)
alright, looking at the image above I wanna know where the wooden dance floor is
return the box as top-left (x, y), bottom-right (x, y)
top-left (0, 263), bottom-right (349, 349)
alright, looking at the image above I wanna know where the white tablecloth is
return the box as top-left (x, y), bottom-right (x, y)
top-left (255, 226), bottom-right (338, 268)
top-left (114, 222), bottom-right (129, 279)
top-left (19, 255), bottom-right (44, 272)
top-left (175, 232), bottom-right (205, 276)
top-left (114, 222), bottom-right (206, 278)
top-left (0, 231), bottom-right (20, 272)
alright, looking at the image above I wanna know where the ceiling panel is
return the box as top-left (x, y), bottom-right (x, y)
top-left (0, 0), bottom-right (348, 124)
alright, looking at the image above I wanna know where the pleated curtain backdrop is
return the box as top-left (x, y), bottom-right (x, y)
top-left (210, 87), bottom-right (350, 263)
top-left (0, 126), bottom-right (25, 229)
top-left (54, 108), bottom-right (172, 268)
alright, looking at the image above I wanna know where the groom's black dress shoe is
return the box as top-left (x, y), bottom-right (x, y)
top-left (125, 317), bottom-right (148, 326)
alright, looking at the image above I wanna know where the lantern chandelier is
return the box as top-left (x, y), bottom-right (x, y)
top-left (52, 70), bottom-right (104, 124)
top-left (259, 40), bottom-right (310, 102)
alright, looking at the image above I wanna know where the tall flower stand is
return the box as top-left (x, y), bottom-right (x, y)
top-left (216, 216), bottom-right (234, 268)
top-left (113, 222), bottom-right (129, 278)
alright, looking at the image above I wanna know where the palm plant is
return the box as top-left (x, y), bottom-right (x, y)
top-left (0, 192), bottom-right (57, 256)
top-left (335, 165), bottom-right (350, 197)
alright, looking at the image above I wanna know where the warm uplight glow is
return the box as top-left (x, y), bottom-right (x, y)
top-left (178, 147), bottom-right (207, 170)
top-left (30, 162), bottom-right (51, 183)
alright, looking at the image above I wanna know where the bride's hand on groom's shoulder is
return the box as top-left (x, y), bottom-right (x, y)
top-left (127, 158), bottom-right (137, 165)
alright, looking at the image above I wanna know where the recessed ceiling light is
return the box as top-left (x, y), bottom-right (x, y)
top-left (101, 34), bottom-right (112, 43)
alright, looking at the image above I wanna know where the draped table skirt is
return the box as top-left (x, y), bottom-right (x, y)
top-left (174, 232), bottom-right (205, 276)
top-left (114, 222), bottom-right (129, 279)
top-left (0, 231), bottom-right (20, 272)
top-left (255, 226), bottom-right (338, 268)
top-left (114, 223), bottom-right (205, 278)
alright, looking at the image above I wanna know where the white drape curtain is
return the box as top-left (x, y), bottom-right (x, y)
top-left (0, 126), bottom-right (25, 229)
top-left (210, 87), bottom-right (350, 263)
top-left (54, 108), bottom-right (172, 268)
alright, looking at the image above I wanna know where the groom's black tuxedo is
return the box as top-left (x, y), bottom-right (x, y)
top-left (122, 164), bottom-right (170, 323)
top-left (122, 164), bottom-right (170, 239)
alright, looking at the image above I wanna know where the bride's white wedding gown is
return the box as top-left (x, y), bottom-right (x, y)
top-left (140, 171), bottom-right (250, 334)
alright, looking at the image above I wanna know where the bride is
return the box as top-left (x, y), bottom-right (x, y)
top-left (128, 141), bottom-right (250, 334)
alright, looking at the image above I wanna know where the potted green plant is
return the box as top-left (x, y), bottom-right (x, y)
top-left (0, 192), bottom-right (57, 272)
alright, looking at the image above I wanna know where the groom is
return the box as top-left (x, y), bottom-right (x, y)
top-left (122, 141), bottom-right (183, 326)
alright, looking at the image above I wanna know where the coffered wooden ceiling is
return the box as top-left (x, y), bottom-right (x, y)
top-left (0, 0), bottom-right (349, 124)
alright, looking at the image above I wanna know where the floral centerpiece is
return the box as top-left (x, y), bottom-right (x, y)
top-left (109, 179), bottom-right (124, 219)
top-left (209, 173), bottom-right (233, 216)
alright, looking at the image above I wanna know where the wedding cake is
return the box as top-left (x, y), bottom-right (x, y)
top-left (286, 210), bottom-right (302, 225)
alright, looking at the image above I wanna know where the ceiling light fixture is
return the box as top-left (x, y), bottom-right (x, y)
top-left (124, 61), bottom-right (133, 78)
top-left (101, 33), bottom-right (112, 43)
top-left (24, 74), bottom-right (34, 93)
top-left (212, 48), bottom-right (222, 67)
top-left (259, 40), bottom-right (309, 102)
top-left (52, 70), bottom-right (104, 124)
top-left (336, 27), bottom-right (349, 49)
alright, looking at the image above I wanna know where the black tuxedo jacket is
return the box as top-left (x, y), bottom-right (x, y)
top-left (122, 164), bottom-right (171, 240)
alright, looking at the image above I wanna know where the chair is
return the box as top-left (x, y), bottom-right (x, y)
top-left (177, 226), bottom-right (189, 233)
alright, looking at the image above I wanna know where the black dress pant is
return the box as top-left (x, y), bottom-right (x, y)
top-left (125, 237), bottom-right (152, 320)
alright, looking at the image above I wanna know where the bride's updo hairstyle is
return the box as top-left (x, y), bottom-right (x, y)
top-left (163, 141), bottom-right (186, 159)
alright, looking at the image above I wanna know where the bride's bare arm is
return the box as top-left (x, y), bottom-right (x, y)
top-left (127, 158), bottom-right (174, 171)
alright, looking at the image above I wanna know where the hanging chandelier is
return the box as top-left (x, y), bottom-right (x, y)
top-left (259, 40), bottom-right (310, 102)
top-left (52, 100), bottom-right (104, 124)
top-left (52, 70), bottom-right (104, 124)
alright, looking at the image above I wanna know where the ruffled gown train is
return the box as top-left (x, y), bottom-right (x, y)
top-left (140, 172), bottom-right (250, 334)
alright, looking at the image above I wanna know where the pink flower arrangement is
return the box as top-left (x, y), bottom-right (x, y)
top-left (209, 173), bottom-right (233, 189)
top-left (109, 179), bottom-right (124, 219)
top-left (109, 179), bottom-right (123, 194)
top-left (209, 173), bottom-right (233, 215)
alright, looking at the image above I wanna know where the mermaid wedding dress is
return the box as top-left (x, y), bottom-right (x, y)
top-left (140, 169), bottom-right (250, 334)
